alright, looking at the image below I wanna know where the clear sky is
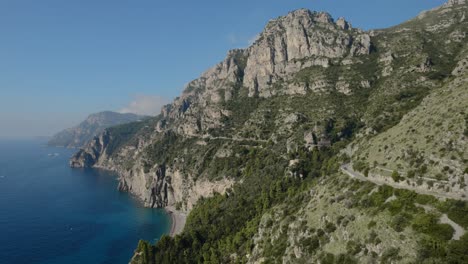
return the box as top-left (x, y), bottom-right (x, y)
top-left (0, 0), bottom-right (446, 138)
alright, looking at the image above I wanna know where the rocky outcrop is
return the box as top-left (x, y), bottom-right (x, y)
top-left (445, 0), bottom-right (467, 7)
top-left (336, 17), bottom-right (351, 30)
top-left (243, 9), bottom-right (372, 97)
top-left (141, 10), bottom-right (375, 140)
top-left (452, 55), bottom-right (468, 75)
top-left (116, 162), bottom-right (234, 210)
top-left (149, 10), bottom-right (375, 134)
top-left (71, 128), bottom-right (234, 211)
top-left (152, 49), bottom-right (248, 138)
top-left (70, 131), bottom-right (110, 168)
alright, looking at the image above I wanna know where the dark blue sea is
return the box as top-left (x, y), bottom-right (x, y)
top-left (0, 139), bottom-right (170, 264)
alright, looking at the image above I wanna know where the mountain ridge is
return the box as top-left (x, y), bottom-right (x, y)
top-left (70, 1), bottom-right (468, 263)
top-left (70, 0), bottom-right (467, 216)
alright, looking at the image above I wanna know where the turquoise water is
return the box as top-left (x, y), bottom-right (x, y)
top-left (0, 139), bottom-right (170, 264)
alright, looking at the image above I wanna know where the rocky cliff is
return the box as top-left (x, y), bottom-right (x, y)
top-left (243, 9), bottom-right (371, 97)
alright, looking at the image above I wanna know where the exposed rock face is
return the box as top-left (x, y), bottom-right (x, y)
top-left (350, 34), bottom-right (372, 55)
top-left (336, 80), bottom-right (352, 95)
top-left (49, 111), bottom-right (143, 148)
top-left (127, 10), bottom-right (375, 141)
top-left (70, 131), bottom-right (110, 168)
top-left (242, 9), bottom-right (372, 97)
top-left (69, 51), bottom-right (244, 210)
top-left (71, 133), bottom-right (234, 210)
top-left (116, 164), bottom-right (171, 208)
top-left (445, 0), bottom-right (467, 7)
top-left (336, 17), bottom-right (351, 30)
top-left (151, 49), bottom-right (248, 138)
top-left (200, 49), bottom-right (246, 101)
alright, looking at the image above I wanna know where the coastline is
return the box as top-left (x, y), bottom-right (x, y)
top-left (165, 206), bottom-right (187, 237)
top-left (77, 164), bottom-right (188, 237)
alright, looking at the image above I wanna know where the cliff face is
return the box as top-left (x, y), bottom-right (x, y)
top-left (70, 126), bottom-right (235, 210)
top-left (49, 111), bottom-right (143, 148)
top-left (243, 9), bottom-right (371, 97)
top-left (69, 131), bottom-right (110, 168)
top-left (117, 164), bottom-right (234, 209)
top-left (71, 2), bottom-right (468, 216)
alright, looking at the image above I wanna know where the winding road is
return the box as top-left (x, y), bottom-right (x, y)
top-left (340, 164), bottom-right (467, 201)
top-left (341, 164), bottom-right (467, 240)
top-left (415, 203), bottom-right (466, 240)
top-left (440, 214), bottom-right (466, 240)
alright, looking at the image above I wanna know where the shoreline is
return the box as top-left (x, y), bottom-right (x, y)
top-left (165, 206), bottom-right (187, 237)
top-left (68, 160), bottom-right (187, 237)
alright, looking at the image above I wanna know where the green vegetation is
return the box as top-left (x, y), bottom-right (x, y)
top-left (135, 145), bottom-right (340, 263)
top-left (439, 200), bottom-right (468, 229)
top-left (348, 182), bottom-right (468, 263)
top-left (90, 3), bottom-right (468, 264)
top-left (106, 119), bottom-right (150, 155)
top-left (412, 213), bottom-right (454, 241)
top-left (391, 170), bottom-right (402, 182)
top-left (134, 140), bottom-right (468, 264)
top-left (353, 161), bottom-right (369, 176)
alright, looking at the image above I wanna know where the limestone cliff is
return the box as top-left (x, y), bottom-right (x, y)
top-left (243, 9), bottom-right (371, 97)
top-left (70, 123), bottom-right (235, 211)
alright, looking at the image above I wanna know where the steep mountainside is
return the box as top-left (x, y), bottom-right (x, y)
top-left (351, 54), bottom-right (468, 200)
top-left (48, 111), bottom-right (144, 148)
top-left (71, 8), bottom-right (376, 210)
top-left (71, 1), bottom-right (468, 263)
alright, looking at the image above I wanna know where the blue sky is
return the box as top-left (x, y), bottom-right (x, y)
top-left (0, 0), bottom-right (446, 137)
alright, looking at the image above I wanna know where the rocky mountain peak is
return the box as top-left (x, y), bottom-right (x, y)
top-left (161, 8), bottom-right (373, 114)
top-left (167, 8), bottom-right (371, 107)
top-left (336, 17), bottom-right (351, 30)
top-left (284, 8), bottom-right (333, 23)
top-left (243, 8), bottom-right (371, 97)
top-left (147, 8), bottom-right (377, 138)
top-left (264, 9), bottom-right (335, 32)
top-left (265, 9), bottom-right (352, 31)
top-left (445, 0), bottom-right (467, 6)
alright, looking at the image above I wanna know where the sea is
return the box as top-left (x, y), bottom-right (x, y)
top-left (0, 139), bottom-right (170, 264)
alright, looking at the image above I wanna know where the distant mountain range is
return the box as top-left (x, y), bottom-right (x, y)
top-left (48, 111), bottom-right (145, 148)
